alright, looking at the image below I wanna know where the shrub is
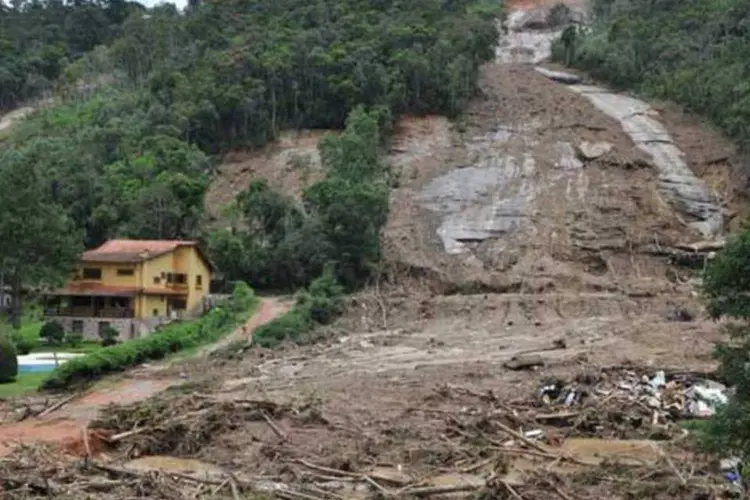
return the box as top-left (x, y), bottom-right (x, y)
top-left (229, 281), bottom-right (255, 314)
top-left (65, 332), bottom-right (83, 348)
top-left (298, 268), bottom-right (345, 324)
top-left (253, 270), bottom-right (345, 348)
top-left (41, 282), bottom-right (258, 391)
top-left (0, 335), bottom-right (18, 384)
top-left (253, 308), bottom-right (315, 348)
top-left (40, 320), bottom-right (65, 345)
top-left (10, 329), bottom-right (37, 355)
top-left (98, 326), bottom-right (119, 346)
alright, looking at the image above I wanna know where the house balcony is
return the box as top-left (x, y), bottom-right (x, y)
top-left (44, 306), bottom-right (135, 318)
top-left (166, 282), bottom-right (189, 291)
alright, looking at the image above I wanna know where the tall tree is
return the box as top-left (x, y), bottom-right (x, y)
top-left (0, 145), bottom-right (82, 327)
top-left (701, 231), bottom-right (750, 462)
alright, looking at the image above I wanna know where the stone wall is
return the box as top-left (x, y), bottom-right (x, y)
top-left (51, 316), bottom-right (175, 341)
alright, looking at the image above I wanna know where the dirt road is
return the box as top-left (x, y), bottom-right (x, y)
top-left (0, 297), bottom-right (287, 456)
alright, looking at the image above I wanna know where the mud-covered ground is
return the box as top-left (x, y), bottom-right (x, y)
top-left (0, 0), bottom-right (743, 498)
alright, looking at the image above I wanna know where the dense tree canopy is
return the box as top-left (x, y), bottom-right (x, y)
top-left (700, 232), bottom-right (750, 461)
top-left (208, 107), bottom-right (391, 290)
top-left (0, 0), bottom-right (142, 109)
top-left (553, 0), bottom-right (750, 149)
top-left (0, 0), bottom-right (499, 292)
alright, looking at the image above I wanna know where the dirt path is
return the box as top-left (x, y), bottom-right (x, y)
top-left (0, 297), bottom-right (287, 457)
top-left (203, 296), bottom-right (290, 356)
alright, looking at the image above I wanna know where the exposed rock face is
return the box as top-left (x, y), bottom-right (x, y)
top-left (569, 85), bottom-right (723, 238)
top-left (382, 0), bottom-right (726, 292)
top-left (535, 66), bottom-right (583, 84)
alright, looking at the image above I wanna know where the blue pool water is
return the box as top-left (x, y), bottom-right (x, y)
top-left (18, 363), bottom-right (57, 374)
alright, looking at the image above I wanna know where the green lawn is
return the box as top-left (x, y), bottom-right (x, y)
top-left (0, 372), bottom-right (47, 398)
top-left (33, 341), bottom-right (102, 354)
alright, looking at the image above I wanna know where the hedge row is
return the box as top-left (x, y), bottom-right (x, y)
top-left (40, 282), bottom-right (257, 391)
top-left (253, 270), bottom-right (344, 348)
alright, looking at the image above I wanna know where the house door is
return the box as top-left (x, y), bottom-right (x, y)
top-left (167, 298), bottom-right (187, 318)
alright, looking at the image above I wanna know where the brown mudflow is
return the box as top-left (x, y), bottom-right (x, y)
top-left (0, 0), bottom-right (742, 498)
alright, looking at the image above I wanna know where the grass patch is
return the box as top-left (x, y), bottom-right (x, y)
top-left (33, 341), bottom-right (102, 354)
top-left (41, 282), bottom-right (258, 391)
top-left (0, 372), bottom-right (48, 398)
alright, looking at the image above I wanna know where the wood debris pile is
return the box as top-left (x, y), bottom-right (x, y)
top-left (0, 369), bottom-right (738, 499)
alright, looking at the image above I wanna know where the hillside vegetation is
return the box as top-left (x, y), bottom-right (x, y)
top-left (553, 0), bottom-right (750, 149)
top-left (0, 0), bottom-right (499, 304)
top-left (0, 0), bottom-right (138, 110)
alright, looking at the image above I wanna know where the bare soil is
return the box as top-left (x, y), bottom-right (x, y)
top-left (0, 0), bottom-right (741, 498)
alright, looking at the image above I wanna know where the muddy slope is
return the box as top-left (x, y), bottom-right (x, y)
top-left (382, 2), bottom-right (732, 294)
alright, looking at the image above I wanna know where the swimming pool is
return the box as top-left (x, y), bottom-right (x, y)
top-left (18, 363), bottom-right (58, 373)
top-left (16, 352), bottom-right (84, 374)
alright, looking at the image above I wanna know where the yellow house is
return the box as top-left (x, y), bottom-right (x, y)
top-left (44, 240), bottom-right (213, 340)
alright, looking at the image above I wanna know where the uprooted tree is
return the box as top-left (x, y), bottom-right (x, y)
top-left (701, 230), bottom-right (750, 461)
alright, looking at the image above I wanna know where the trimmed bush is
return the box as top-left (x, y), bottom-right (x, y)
top-left (11, 331), bottom-right (36, 355)
top-left (41, 282), bottom-right (258, 391)
top-left (0, 335), bottom-right (19, 384)
top-left (40, 320), bottom-right (65, 345)
top-left (6, 322), bottom-right (41, 355)
top-left (99, 326), bottom-right (119, 346)
top-left (65, 332), bottom-right (83, 348)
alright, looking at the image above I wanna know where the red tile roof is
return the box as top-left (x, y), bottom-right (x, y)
top-left (82, 240), bottom-right (198, 263)
top-left (81, 239), bottom-right (214, 271)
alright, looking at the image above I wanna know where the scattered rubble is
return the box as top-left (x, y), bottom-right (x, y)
top-left (536, 367), bottom-right (729, 425)
top-left (504, 354), bottom-right (546, 371)
top-left (0, 367), bottom-right (736, 499)
top-left (534, 66), bottom-right (583, 84)
top-left (576, 140), bottom-right (613, 160)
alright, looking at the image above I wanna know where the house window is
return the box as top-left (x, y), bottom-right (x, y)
top-left (117, 268), bottom-right (134, 276)
top-left (174, 273), bottom-right (187, 284)
top-left (72, 320), bottom-right (84, 334)
top-left (82, 268), bottom-right (102, 280)
top-left (166, 273), bottom-right (174, 284)
top-left (152, 309), bottom-right (159, 316)
top-left (97, 321), bottom-right (110, 335)
top-left (196, 275), bottom-right (203, 289)
top-left (153, 277), bottom-right (161, 285)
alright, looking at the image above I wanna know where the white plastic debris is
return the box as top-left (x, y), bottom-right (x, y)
top-left (564, 390), bottom-right (577, 406)
top-left (650, 370), bottom-right (666, 389)
top-left (524, 429), bottom-right (544, 439)
top-left (688, 400), bottom-right (715, 418)
top-left (685, 381), bottom-right (729, 417)
top-left (720, 457), bottom-right (741, 472)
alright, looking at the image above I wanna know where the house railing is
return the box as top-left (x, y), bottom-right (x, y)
top-left (44, 307), bottom-right (135, 318)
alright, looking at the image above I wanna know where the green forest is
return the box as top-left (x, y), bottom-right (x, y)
top-left (553, 0), bottom-right (750, 149)
top-left (0, 0), bottom-right (499, 302)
